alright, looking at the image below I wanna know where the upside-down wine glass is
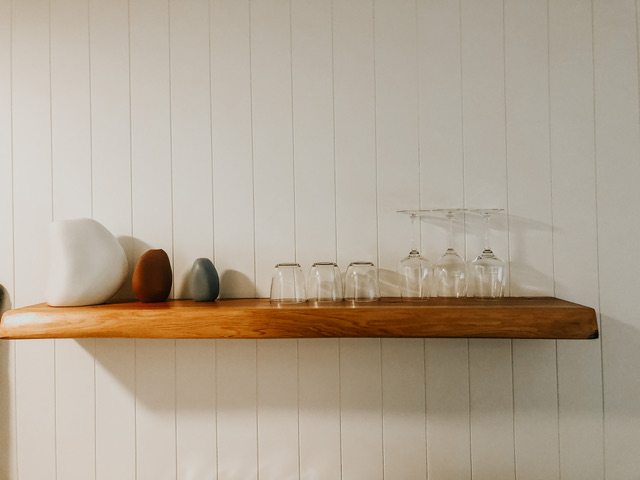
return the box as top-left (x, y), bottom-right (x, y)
top-left (469, 209), bottom-right (506, 298)
top-left (396, 210), bottom-right (433, 299)
top-left (432, 208), bottom-right (467, 297)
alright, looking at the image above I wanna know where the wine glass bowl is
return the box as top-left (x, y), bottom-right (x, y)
top-left (469, 209), bottom-right (506, 298)
top-left (431, 208), bottom-right (468, 298)
top-left (396, 211), bottom-right (434, 299)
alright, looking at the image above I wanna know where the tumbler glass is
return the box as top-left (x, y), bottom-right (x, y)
top-left (270, 263), bottom-right (307, 303)
top-left (344, 261), bottom-right (380, 302)
top-left (307, 262), bottom-right (343, 303)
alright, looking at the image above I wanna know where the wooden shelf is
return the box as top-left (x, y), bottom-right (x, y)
top-left (0, 297), bottom-right (598, 340)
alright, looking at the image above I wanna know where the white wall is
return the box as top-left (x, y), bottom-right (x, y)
top-left (0, 0), bottom-right (639, 478)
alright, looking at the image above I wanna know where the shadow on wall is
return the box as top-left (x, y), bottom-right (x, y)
top-left (0, 285), bottom-right (13, 479)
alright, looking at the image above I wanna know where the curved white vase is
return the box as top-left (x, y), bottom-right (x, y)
top-left (46, 218), bottom-right (128, 307)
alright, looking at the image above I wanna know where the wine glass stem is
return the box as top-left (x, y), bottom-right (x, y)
top-left (410, 214), bottom-right (419, 253)
top-left (447, 213), bottom-right (454, 250)
top-left (483, 214), bottom-right (492, 251)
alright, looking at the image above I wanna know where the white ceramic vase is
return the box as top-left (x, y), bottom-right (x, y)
top-left (45, 218), bottom-right (128, 307)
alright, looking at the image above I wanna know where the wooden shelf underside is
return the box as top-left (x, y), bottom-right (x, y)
top-left (0, 297), bottom-right (598, 340)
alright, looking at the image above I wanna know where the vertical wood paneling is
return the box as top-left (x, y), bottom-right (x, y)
top-left (50, 2), bottom-right (96, 478)
top-left (381, 339), bottom-right (426, 478)
top-left (333, 0), bottom-right (377, 265)
top-left (11, 1), bottom-right (56, 479)
top-left (210, 0), bottom-right (256, 298)
top-left (0, 5), bottom-right (15, 476)
top-left (5, 1), bottom-right (640, 478)
top-left (250, 0), bottom-right (296, 297)
top-left (374, 0), bottom-right (420, 296)
top-left (298, 339), bottom-right (341, 478)
top-left (55, 339), bottom-right (96, 480)
top-left (89, 0), bottom-right (134, 301)
top-left (135, 340), bottom-right (177, 480)
top-left (504, 2), bottom-right (560, 479)
top-left (216, 340), bottom-right (258, 479)
top-left (256, 340), bottom-right (299, 479)
top-left (593, 0), bottom-right (640, 477)
top-left (291, 0), bottom-right (336, 267)
top-left (549, 0), bottom-right (604, 478)
top-left (50, 0), bottom-right (92, 221)
top-left (95, 339), bottom-right (136, 480)
top-left (461, 0), bottom-right (514, 478)
top-left (340, 339), bottom-right (383, 480)
top-left (129, 0), bottom-right (173, 261)
top-left (425, 340), bottom-right (471, 479)
top-left (129, 2), bottom-right (177, 472)
top-left (175, 340), bottom-right (217, 479)
top-left (89, 2), bottom-right (137, 478)
top-left (417, 2), bottom-right (471, 476)
top-left (170, 0), bottom-right (213, 299)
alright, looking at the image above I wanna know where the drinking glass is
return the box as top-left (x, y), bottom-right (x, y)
top-left (397, 210), bottom-right (434, 299)
top-left (269, 263), bottom-right (307, 303)
top-left (307, 262), bottom-right (343, 303)
top-left (432, 208), bottom-right (467, 297)
top-left (469, 209), bottom-right (506, 298)
top-left (344, 261), bottom-right (380, 302)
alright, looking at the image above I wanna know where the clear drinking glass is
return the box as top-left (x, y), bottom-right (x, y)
top-left (469, 209), bottom-right (506, 298)
top-left (307, 262), bottom-right (343, 303)
top-left (269, 263), bottom-right (307, 303)
top-left (344, 261), bottom-right (380, 302)
top-left (397, 211), bottom-right (433, 299)
top-left (432, 208), bottom-right (467, 297)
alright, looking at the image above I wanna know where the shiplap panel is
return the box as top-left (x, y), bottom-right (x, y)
top-left (11, 1), bottom-right (56, 479)
top-left (129, 2), bottom-right (176, 477)
top-left (250, 0), bottom-right (295, 297)
top-left (50, 2), bottom-right (97, 477)
top-left (175, 340), bottom-right (217, 479)
top-left (216, 340), bottom-right (258, 479)
top-left (425, 339), bottom-right (471, 479)
top-left (170, 0), bottom-right (214, 299)
top-left (291, 0), bottom-right (336, 267)
top-left (418, 1), bottom-right (471, 476)
top-left (504, 2), bottom-right (560, 478)
top-left (374, 0), bottom-right (420, 296)
top-left (54, 339), bottom-right (96, 480)
top-left (340, 339), bottom-right (383, 480)
top-left (89, 0), bottom-right (134, 302)
top-left (381, 339), bottom-right (427, 478)
top-left (50, 0), bottom-right (92, 221)
top-left (95, 339), bottom-right (136, 480)
top-left (210, 0), bottom-right (256, 299)
top-left (549, 0), bottom-right (604, 477)
top-left (89, 2), bottom-right (137, 478)
top-left (333, 0), bottom-right (377, 265)
top-left (256, 340), bottom-right (299, 479)
top-left (461, 0), bottom-right (514, 478)
top-left (135, 339), bottom-right (177, 480)
top-left (129, 0), bottom-right (173, 264)
top-left (298, 339), bottom-right (341, 478)
top-left (593, 0), bottom-right (640, 477)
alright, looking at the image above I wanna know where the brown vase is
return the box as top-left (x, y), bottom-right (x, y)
top-left (132, 249), bottom-right (173, 303)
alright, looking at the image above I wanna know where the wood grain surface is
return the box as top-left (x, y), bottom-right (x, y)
top-left (0, 297), bottom-right (598, 340)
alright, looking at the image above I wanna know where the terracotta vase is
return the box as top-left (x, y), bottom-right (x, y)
top-left (132, 249), bottom-right (173, 303)
top-left (189, 258), bottom-right (220, 302)
top-left (46, 218), bottom-right (128, 307)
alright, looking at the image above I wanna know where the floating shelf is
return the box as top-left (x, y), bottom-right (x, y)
top-left (0, 297), bottom-right (598, 340)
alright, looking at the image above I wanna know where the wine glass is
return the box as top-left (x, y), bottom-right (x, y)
top-left (396, 210), bottom-right (433, 299)
top-left (469, 209), bottom-right (506, 298)
top-left (432, 208), bottom-right (467, 297)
